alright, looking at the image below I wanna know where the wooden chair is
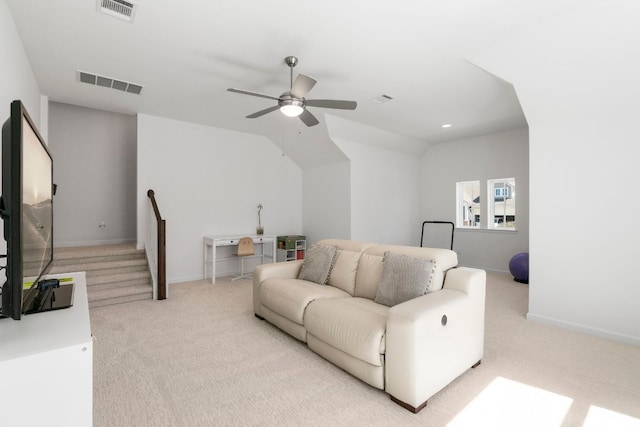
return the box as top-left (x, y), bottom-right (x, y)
top-left (232, 237), bottom-right (255, 281)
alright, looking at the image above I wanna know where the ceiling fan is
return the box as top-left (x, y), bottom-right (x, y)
top-left (227, 56), bottom-right (357, 127)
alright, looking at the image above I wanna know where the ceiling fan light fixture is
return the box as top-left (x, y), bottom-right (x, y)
top-left (278, 97), bottom-right (304, 117)
top-left (280, 104), bottom-right (304, 117)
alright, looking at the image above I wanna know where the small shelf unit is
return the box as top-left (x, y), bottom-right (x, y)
top-left (276, 236), bottom-right (306, 262)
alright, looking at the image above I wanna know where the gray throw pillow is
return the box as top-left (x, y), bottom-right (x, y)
top-left (298, 244), bottom-right (337, 285)
top-left (374, 252), bottom-right (437, 307)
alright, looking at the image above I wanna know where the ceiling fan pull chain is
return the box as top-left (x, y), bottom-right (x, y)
top-left (281, 127), bottom-right (286, 157)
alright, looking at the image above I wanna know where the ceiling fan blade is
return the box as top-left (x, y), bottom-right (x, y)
top-left (228, 88), bottom-right (280, 101)
top-left (299, 109), bottom-right (319, 127)
top-left (305, 99), bottom-right (357, 110)
top-left (246, 105), bottom-right (280, 119)
top-left (290, 74), bottom-right (317, 98)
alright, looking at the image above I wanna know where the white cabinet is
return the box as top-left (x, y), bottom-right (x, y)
top-left (0, 272), bottom-right (93, 427)
top-left (277, 238), bottom-right (306, 262)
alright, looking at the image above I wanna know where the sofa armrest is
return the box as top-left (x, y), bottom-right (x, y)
top-left (252, 260), bottom-right (304, 316)
top-left (443, 266), bottom-right (487, 297)
top-left (385, 267), bottom-right (486, 410)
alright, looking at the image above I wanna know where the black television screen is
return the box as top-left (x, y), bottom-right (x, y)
top-left (1, 100), bottom-right (54, 320)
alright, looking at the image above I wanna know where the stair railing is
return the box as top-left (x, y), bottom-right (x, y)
top-left (147, 189), bottom-right (166, 300)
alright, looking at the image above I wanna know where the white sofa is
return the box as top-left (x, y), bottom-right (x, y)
top-left (253, 239), bottom-right (486, 413)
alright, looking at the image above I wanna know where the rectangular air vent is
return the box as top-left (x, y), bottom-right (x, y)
top-left (97, 0), bottom-right (138, 22)
top-left (77, 71), bottom-right (144, 95)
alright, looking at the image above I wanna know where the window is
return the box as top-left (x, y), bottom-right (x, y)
top-left (488, 178), bottom-right (516, 229)
top-left (456, 181), bottom-right (480, 228)
top-left (456, 178), bottom-right (518, 230)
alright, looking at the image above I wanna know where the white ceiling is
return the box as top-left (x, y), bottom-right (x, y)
top-left (5, 0), bottom-right (557, 161)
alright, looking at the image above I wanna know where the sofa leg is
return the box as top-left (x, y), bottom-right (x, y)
top-left (471, 360), bottom-right (481, 369)
top-left (390, 395), bottom-right (427, 413)
top-left (254, 313), bottom-right (265, 320)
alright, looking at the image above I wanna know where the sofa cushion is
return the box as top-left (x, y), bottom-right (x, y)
top-left (298, 244), bottom-right (337, 285)
top-left (374, 252), bottom-right (437, 307)
top-left (260, 278), bottom-right (350, 325)
top-left (304, 297), bottom-right (388, 367)
top-left (327, 249), bottom-right (362, 295)
top-left (354, 253), bottom-right (385, 299)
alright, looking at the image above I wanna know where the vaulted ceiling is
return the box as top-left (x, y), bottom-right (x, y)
top-left (6, 0), bottom-right (577, 162)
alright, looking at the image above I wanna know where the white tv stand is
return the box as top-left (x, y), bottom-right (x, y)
top-left (0, 272), bottom-right (92, 426)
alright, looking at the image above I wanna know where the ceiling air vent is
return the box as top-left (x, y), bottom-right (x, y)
top-left (371, 94), bottom-right (394, 104)
top-left (77, 71), bottom-right (144, 95)
top-left (97, 0), bottom-right (138, 22)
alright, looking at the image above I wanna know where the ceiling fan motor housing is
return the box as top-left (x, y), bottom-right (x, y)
top-left (278, 93), bottom-right (304, 109)
top-left (278, 93), bottom-right (305, 117)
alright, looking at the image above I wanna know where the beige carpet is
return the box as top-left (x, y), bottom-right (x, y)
top-left (91, 272), bottom-right (640, 427)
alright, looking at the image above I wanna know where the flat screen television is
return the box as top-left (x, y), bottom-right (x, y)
top-left (1, 100), bottom-right (54, 320)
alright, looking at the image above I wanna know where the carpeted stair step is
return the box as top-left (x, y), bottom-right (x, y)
top-left (88, 284), bottom-right (153, 308)
top-left (52, 249), bottom-right (145, 266)
top-left (49, 244), bottom-right (154, 309)
top-left (87, 271), bottom-right (151, 288)
top-left (86, 278), bottom-right (152, 293)
top-left (49, 258), bottom-right (148, 276)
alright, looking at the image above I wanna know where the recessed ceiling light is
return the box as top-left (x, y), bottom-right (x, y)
top-left (442, 124), bottom-right (452, 128)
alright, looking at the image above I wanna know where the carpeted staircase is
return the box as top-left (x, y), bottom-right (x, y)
top-left (50, 244), bottom-right (153, 308)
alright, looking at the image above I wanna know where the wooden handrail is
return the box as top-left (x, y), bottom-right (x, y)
top-left (147, 189), bottom-right (166, 300)
top-left (147, 189), bottom-right (162, 221)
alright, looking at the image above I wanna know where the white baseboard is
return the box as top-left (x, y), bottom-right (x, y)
top-left (526, 312), bottom-right (640, 346)
top-left (143, 243), bottom-right (158, 300)
top-left (168, 274), bottom-right (204, 285)
top-left (459, 264), bottom-right (510, 275)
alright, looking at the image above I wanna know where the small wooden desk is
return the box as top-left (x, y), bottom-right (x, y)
top-left (203, 234), bottom-right (276, 283)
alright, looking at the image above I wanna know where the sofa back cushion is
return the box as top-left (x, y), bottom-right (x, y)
top-left (354, 253), bottom-right (385, 299)
top-left (354, 244), bottom-right (458, 299)
top-left (317, 239), bottom-right (373, 295)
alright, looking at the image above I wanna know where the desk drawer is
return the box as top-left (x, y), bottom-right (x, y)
top-left (215, 237), bottom-right (273, 246)
top-left (252, 237), bottom-right (271, 244)
top-left (215, 239), bottom-right (239, 246)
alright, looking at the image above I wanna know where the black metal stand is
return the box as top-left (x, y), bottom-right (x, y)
top-left (420, 221), bottom-right (455, 250)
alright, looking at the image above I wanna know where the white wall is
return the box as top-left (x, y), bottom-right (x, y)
top-left (39, 95), bottom-right (48, 141)
top-left (0, 0), bottom-right (40, 127)
top-left (421, 127), bottom-right (529, 271)
top-left (527, 116), bottom-right (640, 344)
top-left (334, 138), bottom-right (421, 246)
top-left (137, 114), bottom-right (302, 283)
top-left (302, 161), bottom-right (350, 244)
top-left (48, 102), bottom-right (137, 246)
top-left (469, 1), bottom-right (640, 344)
top-left (319, 115), bottom-right (424, 246)
top-left (0, 0), bottom-right (41, 261)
